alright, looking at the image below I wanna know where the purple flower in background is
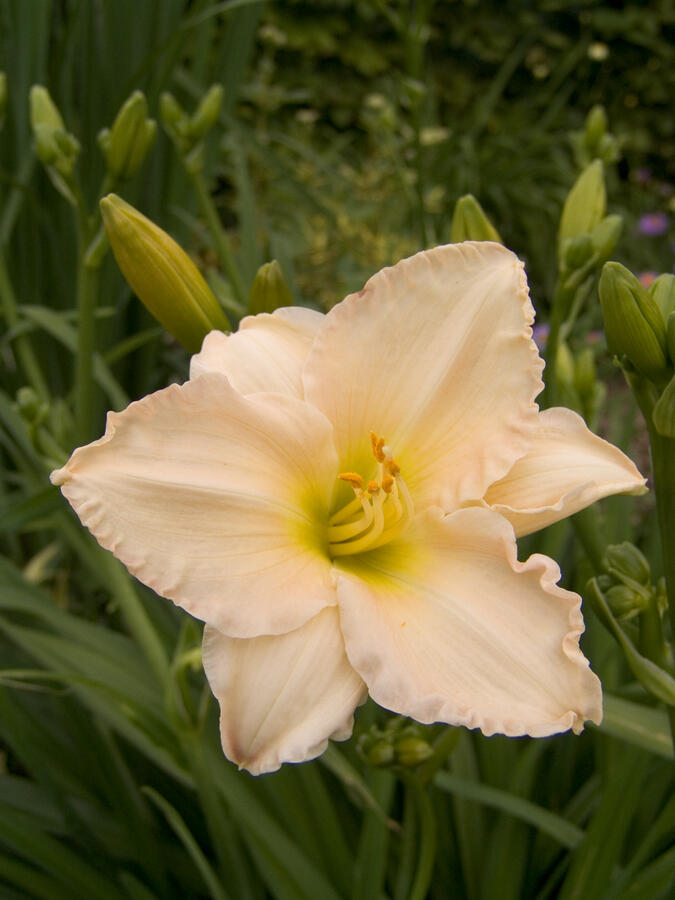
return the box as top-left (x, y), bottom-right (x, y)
top-left (637, 212), bottom-right (669, 236)
top-left (532, 323), bottom-right (549, 351)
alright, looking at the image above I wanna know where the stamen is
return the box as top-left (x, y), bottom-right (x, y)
top-left (370, 431), bottom-right (386, 462)
top-left (338, 472), bottom-right (364, 489)
top-left (327, 494), bottom-right (374, 542)
top-left (330, 490), bottom-right (386, 557)
top-left (328, 432), bottom-right (414, 557)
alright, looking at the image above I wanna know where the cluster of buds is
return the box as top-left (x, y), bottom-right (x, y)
top-left (558, 160), bottom-right (623, 276)
top-left (587, 543), bottom-right (674, 705)
top-left (97, 90), bottom-right (157, 182)
top-left (358, 718), bottom-right (434, 769)
top-left (160, 84), bottom-right (224, 174)
top-left (599, 266), bottom-right (675, 436)
top-left (29, 86), bottom-right (81, 205)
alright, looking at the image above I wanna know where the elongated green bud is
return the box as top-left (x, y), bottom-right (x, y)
top-left (585, 105), bottom-right (607, 153)
top-left (590, 214), bottom-right (623, 263)
top-left (100, 194), bottom-right (230, 352)
top-left (190, 84), bottom-right (224, 142)
top-left (248, 260), bottom-right (294, 315)
top-left (599, 262), bottom-right (669, 381)
top-left (160, 91), bottom-right (188, 136)
top-left (30, 84), bottom-right (64, 132)
top-left (653, 372), bottom-right (675, 438)
top-left (450, 194), bottom-right (501, 243)
top-left (649, 274), bottom-right (675, 325)
top-left (559, 160), bottom-right (605, 247)
top-left (98, 90), bottom-right (157, 181)
top-left (30, 85), bottom-right (80, 175)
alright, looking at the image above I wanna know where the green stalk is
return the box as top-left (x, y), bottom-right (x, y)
top-left (0, 245), bottom-right (49, 401)
top-left (74, 255), bottom-right (100, 444)
top-left (189, 170), bottom-right (247, 305)
top-left (417, 725), bottom-right (461, 786)
top-left (408, 782), bottom-right (437, 900)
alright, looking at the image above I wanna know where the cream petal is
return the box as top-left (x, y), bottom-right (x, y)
top-left (51, 374), bottom-right (338, 637)
top-left (203, 608), bottom-right (367, 775)
top-left (335, 507), bottom-right (602, 737)
top-left (190, 306), bottom-right (324, 397)
top-left (303, 242), bottom-right (543, 512)
top-left (484, 407), bottom-right (647, 537)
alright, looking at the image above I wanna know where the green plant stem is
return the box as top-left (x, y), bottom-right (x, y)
top-left (627, 371), bottom-right (675, 742)
top-left (0, 246), bottom-right (49, 401)
top-left (408, 782), bottom-right (437, 900)
top-left (417, 725), bottom-right (461, 786)
top-left (571, 506), bottom-right (606, 572)
top-left (189, 170), bottom-right (246, 305)
top-left (75, 254), bottom-right (100, 444)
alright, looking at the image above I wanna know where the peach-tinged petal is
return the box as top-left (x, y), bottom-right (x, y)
top-left (484, 407), bottom-right (647, 537)
top-left (51, 374), bottom-right (337, 637)
top-left (303, 242), bottom-right (543, 512)
top-left (190, 306), bottom-right (324, 397)
top-left (335, 507), bottom-right (602, 737)
top-left (203, 608), bottom-right (366, 775)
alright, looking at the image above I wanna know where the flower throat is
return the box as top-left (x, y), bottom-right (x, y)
top-left (327, 432), bottom-right (414, 558)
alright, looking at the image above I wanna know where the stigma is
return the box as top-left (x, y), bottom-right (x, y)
top-left (327, 432), bottom-right (414, 557)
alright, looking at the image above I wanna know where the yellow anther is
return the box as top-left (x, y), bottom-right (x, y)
top-left (386, 458), bottom-right (401, 477)
top-left (366, 480), bottom-right (380, 494)
top-left (370, 431), bottom-right (386, 463)
top-left (381, 474), bottom-right (394, 493)
top-left (338, 472), bottom-right (363, 489)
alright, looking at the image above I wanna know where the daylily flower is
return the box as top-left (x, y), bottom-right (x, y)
top-left (51, 242), bottom-right (646, 775)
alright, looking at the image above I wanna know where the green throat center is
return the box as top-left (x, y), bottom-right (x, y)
top-left (327, 431), bottom-right (414, 558)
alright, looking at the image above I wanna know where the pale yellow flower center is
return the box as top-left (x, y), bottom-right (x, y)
top-left (327, 431), bottom-right (414, 557)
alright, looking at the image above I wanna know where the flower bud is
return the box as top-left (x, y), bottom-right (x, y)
top-left (584, 105), bottom-right (607, 154)
top-left (589, 214), bottom-right (623, 264)
top-left (99, 90), bottom-right (157, 181)
top-left (559, 160), bottom-right (606, 247)
top-left (189, 83), bottom-right (224, 142)
top-left (599, 262), bottom-right (669, 381)
top-left (605, 584), bottom-right (650, 621)
top-left (100, 194), bottom-right (230, 352)
top-left (653, 371), bottom-right (675, 438)
top-left (29, 85), bottom-right (80, 180)
top-left (160, 91), bottom-right (188, 137)
top-left (561, 234), bottom-right (593, 270)
top-left (450, 194), bottom-right (501, 243)
top-left (248, 260), bottom-right (294, 315)
top-left (365, 740), bottom-right (395, 767)
top-left (393, 736), bottom-right (434, 767)
top-left (30, 84), bottom-right (65, 132)
top-left (649, 274), bottom-right (675, 325)
top-left (16, 386), bottom-right (48, 427)
top-left (604, 542), bottom-right (651, 586)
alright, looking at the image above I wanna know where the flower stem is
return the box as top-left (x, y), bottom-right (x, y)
top-left (75, 251), bottom-right (101, 444)
top-left (417, 725), bottom-right (461, 786)
top-left (0, 245), bottom-right (49, 401)
top-left (408, 782), bottom-right (437, 900)
top-left (189, 170), bottom-right (246, 306)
